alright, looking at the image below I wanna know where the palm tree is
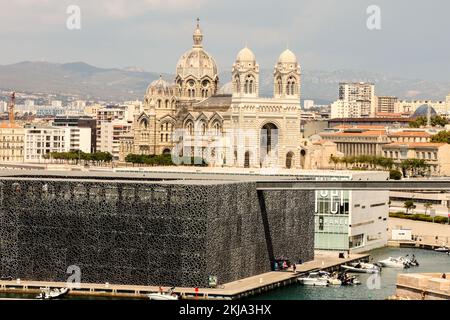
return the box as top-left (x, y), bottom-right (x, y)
top-left (424, 203), bottom-right (433, 216)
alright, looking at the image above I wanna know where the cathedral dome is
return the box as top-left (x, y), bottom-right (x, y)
top-left (176, 19), bottom-right (218, 81)
top-left (146, 75), bottom-right (174, 96)
top-left (278, 49), bottom-right (297, 64)
top-left (236, 47), bottom-right (256, 62)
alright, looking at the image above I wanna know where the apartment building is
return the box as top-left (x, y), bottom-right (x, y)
top-left (338, 82), bottom-right (376, 117)
top-left (377, 96), bottom-right (398, 113)
top-left (24, 125), bottom-right (91, 162)
top-left (0, 124), bottom-right (25, 162)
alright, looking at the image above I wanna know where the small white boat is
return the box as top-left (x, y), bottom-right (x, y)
top-left (298, 272), bottom-right (329, 286)
top-left (378, 257), bottom-right (406, 268)
top-left (341, 262), bottom-right (381, 274)
top-left (435, 246), bottom-right (449, 253)
top-left (36, 287), bottom-right (69, 300)
top-left (147, 287), bottom-right (179, 300)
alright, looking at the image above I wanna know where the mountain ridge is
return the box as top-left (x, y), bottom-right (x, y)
top-left (0, 61), bottom-right (448, 103)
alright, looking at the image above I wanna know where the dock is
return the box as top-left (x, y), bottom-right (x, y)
top-left (0, 253), bottom-right (369, 300)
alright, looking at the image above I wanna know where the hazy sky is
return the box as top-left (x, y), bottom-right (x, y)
top-left (0, 0), bottom-right (449, 81)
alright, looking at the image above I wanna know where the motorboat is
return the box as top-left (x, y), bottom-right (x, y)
top-left (434, 246), bottom-right (449, 253)
top-left (36, 287), bottom-right (69, 300)
top-left (402, 255), bottom-right (419, 267)
top-left (341, 262), bottom-right (381, 274)
top-left (298, 271), bottom-right (329, 286)
top-left (378, 257), bottom-right (407, 268)
top-left (337, 272), bottom-right (361, 286)
top-left (147, 287), bottom-right (179, 300)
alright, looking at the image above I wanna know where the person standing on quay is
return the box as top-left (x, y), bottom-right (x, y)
top-left (292, 263), bottom-right (297, 273)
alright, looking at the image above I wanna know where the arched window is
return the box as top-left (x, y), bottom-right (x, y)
top-left (157, 100), bottom-right (161, 108)
top-left (235, 75), bottom-right (241, 93)
top-left (186, 121), bottom-right (194, 136)
top-left (249, 80), bottom-right (254, 94)
top-left (200, 122), bottom-right (207, 135)
top-left (213, 122), bottom-right (221, 135)
top-left (165, 100), bottom-right (169, 108)
top-left (276, 77), bottom-right (282, 95)
top-left (166, 134), bottom-right (169, 142)
top-left (161, 133), bottom-right (164, 142)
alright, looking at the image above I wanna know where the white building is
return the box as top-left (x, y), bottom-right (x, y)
top-left (0, 101), bottom-right (7, 113)
top-left (24, 126), bottom-right (91, 162)
top-left (338, 82), bottom-right (376, 117)
top-left (51, 100), bottom-right (63, 108)
top-left (25, 100), bottom-right (35, 108)
top-left (303, 100), bottom-right (315, 109)
top-left (330, 100), bottom-right (362, 119)
top-left (309, 170), bottom-right (389, 253)
top-left (395, 99), bottom-right (449, 115)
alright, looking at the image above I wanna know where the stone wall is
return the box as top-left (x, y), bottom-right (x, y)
top-left (0, 178), bottom-right (314, 287)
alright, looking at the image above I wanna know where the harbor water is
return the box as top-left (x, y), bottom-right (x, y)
top-left (249, 247), bottom-right (450, 300)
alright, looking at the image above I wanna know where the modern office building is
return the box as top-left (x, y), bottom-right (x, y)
top-left (24, 125), bottom-right (91, 162)
top-left (53, 116), bottom-right (97, 153)
top-left (308, 171), bottom-right (389, 253)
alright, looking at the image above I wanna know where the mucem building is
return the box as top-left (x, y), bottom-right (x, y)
top-left (0, 173), bottom-right (314, 287)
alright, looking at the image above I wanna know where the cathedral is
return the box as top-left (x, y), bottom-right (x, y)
top-left (128, 19), bottom-right (303, 169)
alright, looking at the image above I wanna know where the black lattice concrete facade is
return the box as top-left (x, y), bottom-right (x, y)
top-left (0, 178), bottom-right (314, 287)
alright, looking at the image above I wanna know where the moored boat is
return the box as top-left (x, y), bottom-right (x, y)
top-left (434, 246), bottom-right (449, 253)
top-left (147, 287), bottom-right (179, 300)
top-left (36, 287), bottom-right (69, 300)
top-left (341, 262), bottom-right (381, 274)
top-left (298, 271), bottom-right (329, 286)
top-left (378, 257), bottom-right (406, 268)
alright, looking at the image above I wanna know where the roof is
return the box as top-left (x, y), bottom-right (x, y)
top-left (321, 130), bottom-right (386, 137)
top-left (382, 142), bottom-right (446, 149)
top-left (334, 125), bottom-right (386, 130)
top-left (193, 94), bottom-right (232, 109)
top-left (330, 117), bottom-right (412, 123)
top-left (388, 131), bottom-right (432, 137)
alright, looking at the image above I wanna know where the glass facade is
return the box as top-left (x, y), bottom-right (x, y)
top-left (314, 176), bottom-right (350, 251)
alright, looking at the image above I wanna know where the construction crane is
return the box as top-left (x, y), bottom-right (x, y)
top-left (8, 91), bottom-right (15, 125)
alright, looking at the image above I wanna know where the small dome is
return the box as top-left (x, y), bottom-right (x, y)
top-left (411, 104), bottom-right (437, 118)
top-left (278, 49), bottom-right (297, 63)
top-left (236, 47), bottom-right (256, 62)
top-left (146, 75), bottom-right (174, 96)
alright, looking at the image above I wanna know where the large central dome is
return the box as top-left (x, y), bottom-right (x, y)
top-left (175, 19), bottom-right (219, 101)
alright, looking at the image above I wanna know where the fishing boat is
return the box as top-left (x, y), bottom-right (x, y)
top-left (147, 287), bottom-right (179, 300)
top-left (36, 287), bottom-right (69, 300)
top-left (378, 257), bottom-right (406, 268)
top-left (298, 271), bottom-right (329, 286)
top-left (341, 262), bottom-right (381, 274)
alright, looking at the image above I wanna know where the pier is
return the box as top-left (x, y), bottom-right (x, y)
top-left (0, 252), bottom-right (369, 300)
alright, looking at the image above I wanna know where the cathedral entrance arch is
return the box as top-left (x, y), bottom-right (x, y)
top-left (162, 148), bottom-right (171, 155)
top-left (260, 123), bottom-right (279, 167)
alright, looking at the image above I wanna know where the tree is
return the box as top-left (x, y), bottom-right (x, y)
top-left (404, 200), bottom-right (416, 214)
top-left (431, 131), bottom-right (450, 144)
top-left (409, 115), bottom-right (448, 128)
top-left (389, 169), bottom-right (402, 180)
top-left (424, 203), bottom-right (433, 216)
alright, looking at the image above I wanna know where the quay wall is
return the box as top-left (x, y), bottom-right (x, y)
top-left (0, 178), bottom-right (314, 287)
